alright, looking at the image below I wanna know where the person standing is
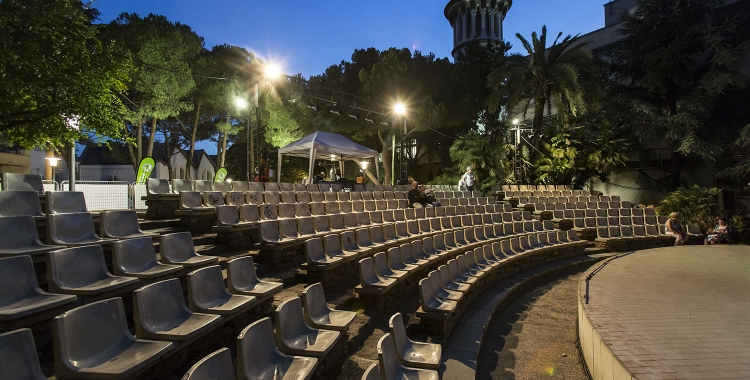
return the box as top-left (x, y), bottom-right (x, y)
top-left (460, 166), bottom-right (475, 191)
top-left (665, 212), bottom-right (689, 246)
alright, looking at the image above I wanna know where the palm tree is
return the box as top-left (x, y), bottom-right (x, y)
top-left (488, 26), bottom-right (596, 160)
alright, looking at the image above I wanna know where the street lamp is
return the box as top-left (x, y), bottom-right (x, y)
top-left (234, 97), bottom-right (251, 181)
top-left (510, 118), bottom-right (532, 184)
top-left (252, 63), bottom-right (283, 182)
top-left (393, 103), bottom-right (408, 185)
top-left (65, 115), bottom-right (79, 191)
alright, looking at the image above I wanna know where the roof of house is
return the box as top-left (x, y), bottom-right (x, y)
top-left (79, 142), bottom-right (212, 168)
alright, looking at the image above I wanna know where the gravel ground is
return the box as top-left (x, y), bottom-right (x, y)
top-left (476, 268), bottom-right (590, 380)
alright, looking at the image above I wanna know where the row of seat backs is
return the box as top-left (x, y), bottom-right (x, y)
top-left (534, 201), bottom-right (635, 211)
top-left (494, 184), bottom-right (573, 191)
top-left (597, 224), bottom-right (702, 238)
top-left (148, 178), bottom-right (416, 195)
top-left (503, 189), bottom-right (591, 198)
top-left (519, 195), bottom-right (620, 205)
top-left (0, 191), bottom-right (92, 219)
top-left (0, 173), bottom-right (45, 194)
top-left (195, 189), bottom-right (411, 206)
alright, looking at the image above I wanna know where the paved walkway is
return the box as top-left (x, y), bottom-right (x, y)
top-left (583, 245), bottom-right (750, 379)
top-left (476, 269), bottom-right (589, 380)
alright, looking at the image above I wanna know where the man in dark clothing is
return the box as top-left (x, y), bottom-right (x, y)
top-left (408, 181), bottom-right (440, 207)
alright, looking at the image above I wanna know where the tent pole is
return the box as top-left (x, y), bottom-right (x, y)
top-left (339, 156), bottom-right (344, 181)
top-left (375, 157), bottom-right (380, 185)
top-left (277, 152), bottom-right (282, 184)
top-left (308, 147), bottom-right (316, 183)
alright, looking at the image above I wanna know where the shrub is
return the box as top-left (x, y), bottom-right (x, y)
top-left (656, 185), bottom-right (719, 231)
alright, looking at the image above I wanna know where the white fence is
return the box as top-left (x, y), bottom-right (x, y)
top-left (60, 181), bottom-right (132, 211)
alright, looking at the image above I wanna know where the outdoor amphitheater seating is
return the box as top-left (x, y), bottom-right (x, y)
top-left (260, 220), bottom-right (295, 245)
top-left (0, 255), bottom-right (77, 328)
top-left (1, 173), bottom-right (44, 194)
top-left (203, 191), bottom-right (225, 207)
top-left (281, 191), bottom-right (296, 203)
top-left (182, 348), bottom-right (235, 380)
top-left (178, 191), bottom-right (214, 213)
top-left (0, 190), bottom-right (45, 220)
top-left (358, 257), bottom-right (398, 291)
top-left (301, 282), bottom-right (356, 332)
top-left (47, 212), bottom-right (116, 247)
top-left (264, 191), bottom-right (280, 205)
top-left (428, 271), bottom-right (463, 302)
top-left (46, 191), bottom-right (91, 214)
top-left (100, 210), bottom-right (158, 239)
top-left (389, 312), bottom-right (441, 370)
top-left (245, 191), bottom-right (263, 205)
top-left (226, 256), bottom-right (282, 299)
top-left (233, 180), bottom-right (249, 191)
top-left (239, 204), bottom-right (261, 223)
top-left (419, 275), bottom-right (459, 314)
top-left (274, 297), bottom-right (340, 357)
top-left (296, 202), bottom-right (312, 217)
top-left (248, 182), bottom-right (264, 192)
top-left (215, 205), bottom-right (256, 231)
top-left (373, 251), bottom-right (407, 279)
top-left (305, 238), bottom-right (344, 268)
top-left (194, 180), bottom-right (214, 193)
top-left (51, 297), bottom-right (173, 379)
top-left (159, 232), bottom-right (219, 268)
top-left (0, 215), bottom-right (58, 258)
top-left (47, 245), bottom-right (139, 302)
top-left (0, 328), bottom-right (47, 379)
top-left (187, 265), bottom-right (256, 316)
top-left (214, 181), bottom-right (233, 193)
top-left (238, 317), bottom-right (318, 380)
top-left (133, 278), bottom-right (221, 342)
top-left (112, 237), bottom-right (181, 280)
top-left (172, 179), bottom-right (194, 193)
top-left (265, 182), bottom-right (280, 192)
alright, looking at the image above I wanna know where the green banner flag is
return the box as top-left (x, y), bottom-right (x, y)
top-left (215, 168), bottom-right (228, 182)
top-left (136, 157), bottom-right (155, 184)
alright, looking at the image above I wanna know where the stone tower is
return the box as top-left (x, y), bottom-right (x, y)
top-left (445, 0), bottom-right (512, 60)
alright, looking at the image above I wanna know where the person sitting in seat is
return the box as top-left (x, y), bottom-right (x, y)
top-left (705, 217), bottom-right (738, 245)
top-left (665, 212), bottom-right (689, 246)
top-left (408, 181), bottom-right (440, 208)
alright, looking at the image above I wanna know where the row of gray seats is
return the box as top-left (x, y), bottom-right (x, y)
top-left (180, 282), bottom-right (354, 380)
top-left (502, 190), bottom-right (591, 199)
top-left (180, 190), bottom-right (412, 209)
top-left (533, 201), bottom-right (634, 212)
top-left (1, 254), bottom-right (283, 379)
top-left (572, 215), bottom-right (670, 229)
top-left (519, 195), bottom-right (620, 205)
top-left (0, 190), bottom-right (99, 221)
top-left (0, 173), bottom-right (46, 194)
top-left (543, 207), bottom-right (656, 219)
top-left (419, 232), bottom-right (584, 315)
top-left (597, 225), bottom-right (702, 241)
top-left (494, 184), bottom-right (574, 192)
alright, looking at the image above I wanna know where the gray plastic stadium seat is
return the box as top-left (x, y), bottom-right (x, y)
top-left (1, 173), bottom-right (44, 194)
top-left (52, 298), bottom-right (173, 379)
top-left (245, 191), bottom-right (263, 205)
top-left (275, 297), bottom-right (340, 357)
top-left (302, 283), bottom-right (356, 331)
top-left (133, 278), bottom-right (221, 341)
top-left (305, 238), bottom-right (343, 267)
top-left (101, 210), bottom-right (158, 239)
top-left (214, 181), bottom-right (233, 193)
top-left (361, 362), bottom-right (380, 380)
top-left (216, 206), bottom-right (255, 229)
top-left (378, 333), bottom-right (439, 380)
top-left (374, 252), bottom-right (408, 279)
top-left (419, 278), bottom-right (457, 313)
top-left (47, 245), bottom-right (139, 299)
top-left (160, 232), bottom-right (219, 267)
top-left (46, 191), bottom-right (89, 214)
top-left (389, 312), bottom-right (441, 370)
top-left (239, 205), bottom-right (261, 223)
top-left (172, 179), bottom-right (194, 193)
top-left (180, 191), bottom-right (213, 212)
top-left (0, 215), bottom-right (57, 257)
top-left (226, 256), bottom-right (283, 299)
top-left (187, 265), bottom-right (256, 315)
top-left (182, 348), bottom-right (235, 380)
top-left (0, 255), bottom-right (77, 325)
top-left (238, 317), bottom-right (318, 380)
top-left (360, 257), bottom-right (398, 290)
top-left (194, 180), bottom-right (214, 193)
top-left (0, 191), bottom-right (45, 220)
top-left (428, 271), bottom-right (462, 301)
top-left (48, 212), bottom-right (116, 247)
top-left (0, 328), bottom-right (47, 380)
top-left (203, 191), bottom-right (225, 207)
top-left (112, 237), bottom-right (181, 279)
top-left (248, 182), bottom-right (264, 192)
top-left (233, 181), bottom-right (250, 191)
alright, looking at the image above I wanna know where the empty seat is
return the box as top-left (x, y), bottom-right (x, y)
top-left (160, 232), bottom-right (219, 267)
top-left (275, 297), bottom-right (340, 357)
top-left (0, 215), bottom-right (57, 257)
top-left (133, 278), bottom-right (221, 341)
top-left (172, 179), bottom-right (194, 193)
top-left (194, 180), bottom-right (214, 193)
top-left (216, 205), bottom-right (256, 230)
top-left (112, 237), bottom-right (181, 280)
top-left (100, 210), bottom-right (158, 239)
top-left (0, 190), bottom-right (45, 219)
top-left (47, 245), bottom-right (139, 300)
top-left (226, 256), bottom-right (283, 299)
top-left (203, 191), bottom-right (225, 207)
top-left (0, 328), bottom-right (47, 380)
top-left (51, 300), bottom-right (167, 380)
top-left (48, 212), bottom-right (116, 247)
top-left (305, 238), bottom-right (343, 268)
top-left (179, 191), bottom-right (214, 212)
top-left (0, 255), bottom-right (77, 326)
top-left (215, 181), bottom-right (233, 193)
top-left (239, 205), bottom-right (261, 223)
top-left (361, 362), bottom-right (380, 380)
top-left (302, 283), bottom-right (356, 331)
top-left (233, 181), bottom-right (249, 191)
top-left (419, 278), bottom-right (457, 314)
top-left (1, 173), bottom-right (43, 194)
top-left (187, 265), bottom-right (256, 315)
top-left (245, 191), bottom-right (263, 205)
top-left (378, 333), bottom-right (439, 379)
top-left (248, 182), bottom-right (265, 192)
top-left (360, 257), bottom-right (398, 290)
top-left (389, 312), bottom-right (441, 369)
top-left (238, 317), bottom-right (318, 380)
top-left (182, 348), bottom-right (235, 380)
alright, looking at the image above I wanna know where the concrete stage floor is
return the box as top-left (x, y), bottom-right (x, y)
top-left (578, 245), bottom-right (750, 379)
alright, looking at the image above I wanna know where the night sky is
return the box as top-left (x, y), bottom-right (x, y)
top-left (92, 0), bottom-right (607, 79)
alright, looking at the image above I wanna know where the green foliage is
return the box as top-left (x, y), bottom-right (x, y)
top-left (0, 0), bottom-right (129, 148)
top-left (656, 185), bottom-right (719, 230)
top-left (448, 125), bottom-right (513, 194)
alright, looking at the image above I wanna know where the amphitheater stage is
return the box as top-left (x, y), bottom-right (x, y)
top-left (578, 245), bottom-right (750, 380)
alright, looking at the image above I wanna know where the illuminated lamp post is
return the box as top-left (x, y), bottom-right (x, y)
top-left (393, 103), bottom-right (407, 185)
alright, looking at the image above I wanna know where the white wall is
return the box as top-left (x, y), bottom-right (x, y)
top-left (79, 164), bottom-right (136, 182)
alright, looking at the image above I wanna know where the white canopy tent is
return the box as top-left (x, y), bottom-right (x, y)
top-left (276, 131), bottom-right (379, 184)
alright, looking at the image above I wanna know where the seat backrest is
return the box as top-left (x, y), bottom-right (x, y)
top-left (48, 245), bottom-right (112, 290)
top-left (264, 192), bottom-right (280, 205)
top-left (52, 298), bottom-right (134, 368)
top-left (279, 219), bottom-right (299, 238)
top-left (264, 183), bottom-right (280, 192)
top-left (302, 282), bottom-right (329, 323)
top-left (0, 215), bottom-right (47, 252)
top-left (226, 191), bottom-right (246, 206)
top-left (147, 178), bottom-right (172, 195)
top-left (248, 182), bottom-right (264, 192)
top-left (305, 238), bottom-right (327, 264)
top-left (306, 184), bottom-right (319, 192)
top-left (214, 181), bottom-right (233, 193)
top-left (275, 297), bottom-right (311, 340)
top-left (280, 183), bottom-right (294, 191)
top-left (324, 234), bottom-right (344, 256)
top-left (0, 191), bottom-right (45, 217)
top-left (340, 231), bottom-right (359, 251)
top-left (48, 212), bottom-right (99, 244)
top-left (182, 347), bottom-right (235, 380)
top-left (260, 204), bottom-right (278, 220)
top-left (101, 210), bottom-right (142, 238)
top-left (112, 237), bottom-right (160, 275)
top-left (133, 278), bottom-right (192, 333)
top-left (280, 191), bottom-right (296, 204)
top-left (160, 232), bottom-right (199, 263)
top-left (232, 181), bottom-right (249, 191)
top-left (245, 191), bottom-right (263, 205)
top-left (238, 317), bottom-right (290, 379)
top-left (278, 203), bottom-right (296, 219)
top-left (1, 173), bottom-right (43, 193)
top-left (47, 191), bottom-right (89, 214)
top-left (0, 328), bottom-right (47, 380)
top-left (187, 265), bottom-right (231, 309)
top-left (226, 256), bottom-right (261, 292)
top-left (0, 255), bottom-right (45, 307)
top-left (239, 205), bottom-right (260, 222)
top-left (373, 252), bottom-right (394, 277)
top-left (180, 191), bottom-right (204, 209)
top-left (172, 179), bottom-right (194, 193)
top-left (194, 180), bottom-right (214, 193)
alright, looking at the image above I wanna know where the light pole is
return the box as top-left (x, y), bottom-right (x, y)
top-left (66, 116), bottom-right (79, 191)
top-left (234, 98), bottom-right (251, 181)
top-left (394, 103), bottom-right (407, 185)
top-left (511, 118), bottom-right (533, 184)
top-left (253, 64), bottom-right (282, 181)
